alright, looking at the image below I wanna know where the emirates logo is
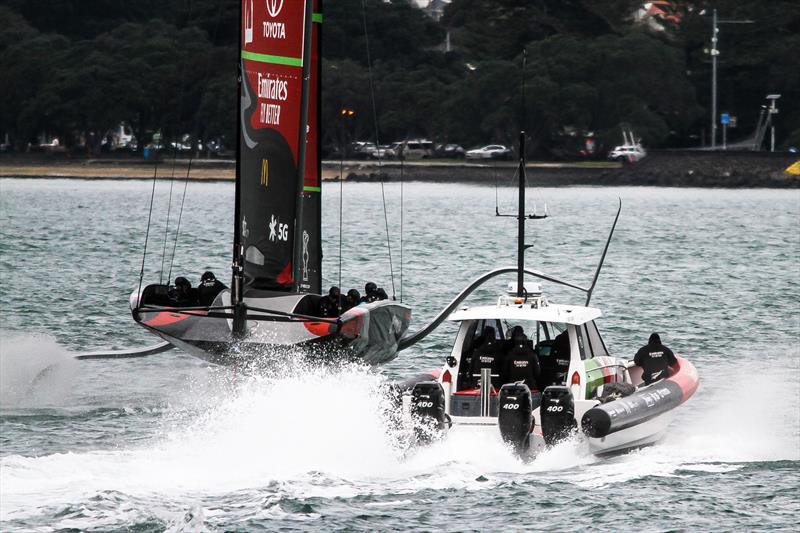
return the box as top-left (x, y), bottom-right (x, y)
top-left (266, 0), bottom-right (284, 17)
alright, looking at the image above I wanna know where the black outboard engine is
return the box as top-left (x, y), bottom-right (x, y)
top-left (410, 381), bottom-right (447, 444)
top-left (540, 386), bottom-right (577, 447)
top-left (498, 383), bottom-right (534, 456)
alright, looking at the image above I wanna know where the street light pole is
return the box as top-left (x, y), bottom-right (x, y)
top-left (767, 94), bottom-right (781, 152)
top-left (710, 9), bottom-right (718, 149)
top-left (706, 11), bottom-right (754, 150)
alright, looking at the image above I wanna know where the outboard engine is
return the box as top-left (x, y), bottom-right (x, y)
top-left (540, 385), bottom-right (577, 446)
top-left (410, 381), bottom-right (447, 443)
top-left (498, 383), bottom-right (534, 456)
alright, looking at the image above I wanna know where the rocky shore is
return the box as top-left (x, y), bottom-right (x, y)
top-left (0, 151), bottom-right (797, 188)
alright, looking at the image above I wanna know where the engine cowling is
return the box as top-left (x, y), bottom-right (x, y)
top-left (498, 383), bottom-right (534, 456)
top-left (540, 385), bottom-right (577, 446)
top-left (410, 381), bottom-right (446, 443)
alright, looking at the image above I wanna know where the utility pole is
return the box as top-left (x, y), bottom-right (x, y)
top-left (710, 9), bottom-right (718, 149)
top-left (767, 94), bottom-right (781, 152)
top-left (706, 10), bottom-right (754, 149)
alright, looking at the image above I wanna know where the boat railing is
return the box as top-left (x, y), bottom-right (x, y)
top-left (587, 361), bottom-right (632, 383)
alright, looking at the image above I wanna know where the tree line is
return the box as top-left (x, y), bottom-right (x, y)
top-left (0, 0), bottom-right (797, 157)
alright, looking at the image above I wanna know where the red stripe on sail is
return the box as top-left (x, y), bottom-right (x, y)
top-left (276, 262), bottom-right (293, 285)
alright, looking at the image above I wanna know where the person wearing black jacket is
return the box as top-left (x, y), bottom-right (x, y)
top-left (197, 271), bottom-right (226, 306)
top-left (502, 326), bottom-right (541, 390)
top-left (319, 286), bottom-right (344, 318)
top-left (470, 326), bottom-right (503, 389)
top-left (360, 282), bottom-right (389, 303)
top-left (170, 277), bottom-right (198, 306)
top-left (634, 333), bottom-right (677, 385)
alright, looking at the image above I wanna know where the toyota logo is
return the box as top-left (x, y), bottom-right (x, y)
top-left (266, 0), bottom-right (284, 17)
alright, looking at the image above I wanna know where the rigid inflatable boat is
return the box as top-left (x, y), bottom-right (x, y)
top-left (395, 282), bottom-right (699, 458)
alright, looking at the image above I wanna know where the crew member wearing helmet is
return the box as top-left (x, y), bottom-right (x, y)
top-left (319, 286), bottom-right (344, 318)
top-left (343, 289), bottom-right (361, 311)
top-left (171, 276), bottom-right (199, 306)
top-left (197, 271), bottom-right (227, 306)
top-left (360, 281), bottom-right (388, 304)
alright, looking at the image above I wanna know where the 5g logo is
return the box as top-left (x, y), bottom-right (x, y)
top-left (269, 215), bottom-right (289, 242)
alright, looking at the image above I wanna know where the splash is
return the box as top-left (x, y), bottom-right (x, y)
top-left (2, 347), bottom-right (798, 525)
top-left (0, 333), bottom-right (78, 408)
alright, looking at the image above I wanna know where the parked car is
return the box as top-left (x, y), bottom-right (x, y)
top-left (465, 144), bottom-right (513, 160)
top-left (607, 145), bottom-right (646, 162)
top-left (369, 144), bottom-right (397, 159)
top-left (350, 141), bottom-right (377, 159)
top-left (435, 143), bottom-right (466, 158)
top-left (397, 139), bottom-right (434, 160)
top-left (607, 130), bottom-right (646, 163)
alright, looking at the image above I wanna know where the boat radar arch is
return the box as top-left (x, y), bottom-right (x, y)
top-left (500, 281), bottom-right (548, 308)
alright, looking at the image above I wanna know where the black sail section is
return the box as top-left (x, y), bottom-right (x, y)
top-left (239, 0), bottom-right (310, 293)
top-left (295, 0), bottom-right (322, 295)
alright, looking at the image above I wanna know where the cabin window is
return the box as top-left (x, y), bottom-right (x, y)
top-left (586, 320), bottom-right (609, 357)
top-left (575, 325), bottom-right (590, 360)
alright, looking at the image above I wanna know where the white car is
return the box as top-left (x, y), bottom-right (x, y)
top-left (607, 144), bottom-right (646, 162)
top-left (368, 145), bottom-right (397, 159)
top-left (465, 144), bottom-right (513, 160)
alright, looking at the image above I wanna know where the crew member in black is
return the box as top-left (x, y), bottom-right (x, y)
top-left (319, 286), bottom-right (344, 317)
top-left (634, 333), bottom-right (677, 385)
top-left (539, 329), bottom-right (571, 386)
top-left (502, 326), bottom-right (541, 389)
top-left (171, 276), bottom-right (198, 306)
top-left (470, 326), bottom-right (503, 389)
top-left (343, 289), bottom-right (361, 311)
top-left (360, 282), bottom-right (388, 303)
top-left (458, 326), bottom-right (485, 389)
top-left (197, 271), bottom-right (226, 306)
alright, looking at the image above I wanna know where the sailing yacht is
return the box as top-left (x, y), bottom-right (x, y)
top-left (130, 0), bottom-right (411, 366)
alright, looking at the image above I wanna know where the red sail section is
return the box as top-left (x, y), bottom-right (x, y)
top-left (239, 0), bottom-right (309, 292)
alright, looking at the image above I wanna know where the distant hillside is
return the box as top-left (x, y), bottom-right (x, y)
top-left (0, 0), bottom-right (797, 157)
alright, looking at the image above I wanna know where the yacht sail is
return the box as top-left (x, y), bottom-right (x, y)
top-left (238, 0), bottom-right (315, 293)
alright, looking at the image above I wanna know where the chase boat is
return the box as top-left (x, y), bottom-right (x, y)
top-left (397, 281), bottom-right (698, 457)
top-left (391, 131), bottom-right (698, 458)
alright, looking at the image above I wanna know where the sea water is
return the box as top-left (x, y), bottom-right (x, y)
top-left (0, 178), bottom-right (798, 531)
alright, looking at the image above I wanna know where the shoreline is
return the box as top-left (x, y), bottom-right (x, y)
top-left (0, 152), bottom-right (797, 188)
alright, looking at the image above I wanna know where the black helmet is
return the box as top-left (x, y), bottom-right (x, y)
top-left (347, 289), bottom-right (360, 301)
top-left (175, 277), bottom-right (190, 288)
top-left (649, 333), bottom-right (661, 344)
top-left (365, 282), bottom-right (378, 294)
top-left (329, 286), bottom-right (340, 297)
top-left (201, 271), bottom-right (216, 282)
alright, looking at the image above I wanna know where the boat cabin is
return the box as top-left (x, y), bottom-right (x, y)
top-left (439, 284), bottom-right (628, 417)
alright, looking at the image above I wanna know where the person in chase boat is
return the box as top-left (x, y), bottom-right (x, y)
top-left (501, 326), bottom-right (541, 389)
top-left (634, 333), bottom-right (677, 385)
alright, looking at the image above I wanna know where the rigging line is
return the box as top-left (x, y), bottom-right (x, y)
top-left (338, 144), bottom-right (344, 292)
top-left (159, 156), bottom-right (178, 284)
top-left (167, 160), bottom-right (192, 283)
top-left (166, 0), bottom-right (227, 279)
top-left (400, 157), bottom-right (404, 303)
top-left (360, 0), bottom-right (396, 299)
top-left (137, 159), bottom-right (161, 300)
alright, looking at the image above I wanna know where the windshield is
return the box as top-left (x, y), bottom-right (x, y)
top-left (495, 319), bottom-right (566, 344)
